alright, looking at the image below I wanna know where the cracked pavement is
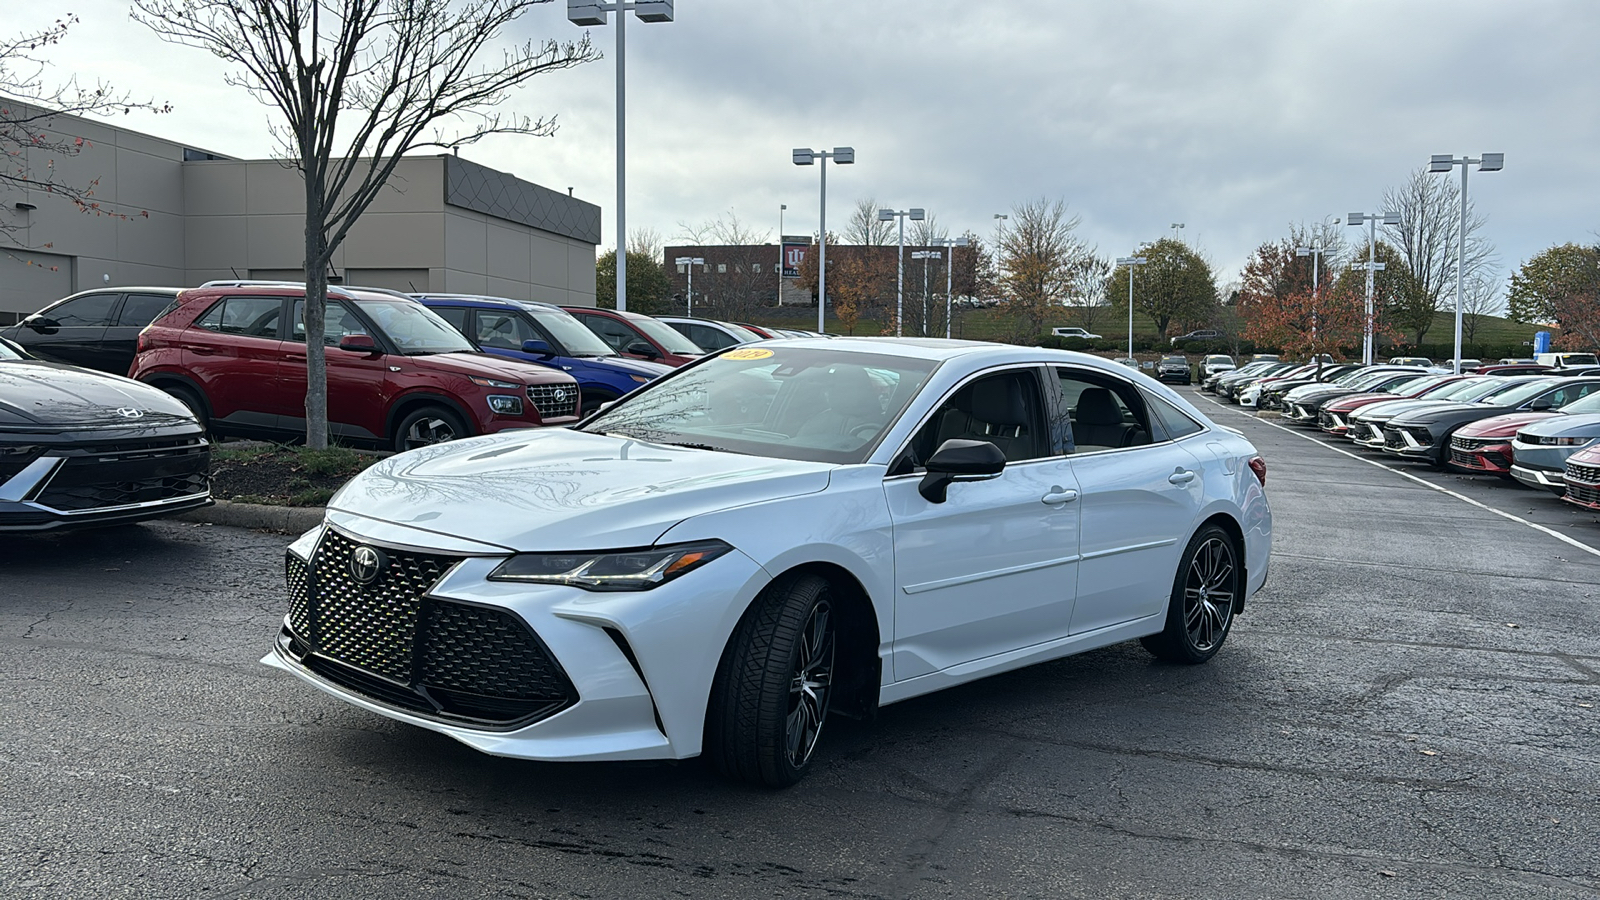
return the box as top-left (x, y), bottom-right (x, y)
top-left (2, 390), bottom-right (1598, 899)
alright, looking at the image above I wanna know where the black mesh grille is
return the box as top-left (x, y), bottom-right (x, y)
top-left (0, 445), bottom-right (42, 483)
top-left (527, 383), bottom-right (579, 419)
top-left (1383, 427), bottom-right (1405, 449)
top-left (35, 444), bottom-right (209, 511)
top-left (1567, 462), bottom-right (1600, 485)
top-left (287, 528), bottom-right (578, 727)
top-left (286, 554), bottom-right (310, 636)
top-left (1565, 481), bottom-right (1600, 507)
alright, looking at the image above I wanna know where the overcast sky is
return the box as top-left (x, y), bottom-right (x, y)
top-left (25, 0), bottom-right (1600, 294)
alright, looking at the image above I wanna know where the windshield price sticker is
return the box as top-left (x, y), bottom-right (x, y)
top-left (722, 348), bottom-right (775, 360)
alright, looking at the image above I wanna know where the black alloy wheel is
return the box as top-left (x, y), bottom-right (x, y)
top-left (1142, 524), bottom-right (1238, 664)
top-left (394, 405), bottom-right (467, 452)
top-left (707, 572), bottom-right (837, 787)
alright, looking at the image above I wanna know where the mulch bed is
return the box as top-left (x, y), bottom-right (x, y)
top-left (208, 443), bottom-right (384, 507)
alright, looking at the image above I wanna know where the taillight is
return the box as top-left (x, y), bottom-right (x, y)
top-left (1248, 455), bottom-right (1267, 487)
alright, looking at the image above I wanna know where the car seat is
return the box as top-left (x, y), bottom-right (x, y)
top-left (1073, 387), bottom-right (1137, 449)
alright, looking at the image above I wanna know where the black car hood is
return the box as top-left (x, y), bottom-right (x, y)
top-left (1390, 402), bottom-right (1511, 426)
top-left (0, 361), bottom-right (195, 428)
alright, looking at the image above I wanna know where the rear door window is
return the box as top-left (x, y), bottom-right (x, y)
top-left (1053, 367), bottom-right (1156, 453)
top-left (117, 293), bottom-right (177, 327)
top-left (195, 296), bottom-right (284, 338)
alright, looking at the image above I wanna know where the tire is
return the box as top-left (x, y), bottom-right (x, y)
top-left (706, 572), bottom-right (837, 788)
top-left (163, 384), bottom-right (210, 432)
top-left (580, 390), bottom-right (616, 417)
top-left (393, 405), bottom-right (468, 452)
top-left (1141, 524), bottom-right (1239, 664)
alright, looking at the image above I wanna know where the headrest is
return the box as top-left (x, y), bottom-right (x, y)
top-left (1076, 387), bottom-right (1124, 426)
top-left (972, 377), bottom-right (1031, 427)
top-left (825, 366), bottom-right (882, 416)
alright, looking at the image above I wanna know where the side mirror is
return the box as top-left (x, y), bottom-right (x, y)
top-left (919, 439), bottom-right (1006, 503)
top-left (337, 333), bottom-right (379, 354)
top-left (25, 317), bottom-right (59, 335)
top-left (1528, 397), bottom-right (1554, 411)
top-left (625, 340), bottom-right (662, 360)
top-left (521, 338), bottom-right (555, 357)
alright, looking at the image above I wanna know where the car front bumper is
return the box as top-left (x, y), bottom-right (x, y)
top-left (263, 514), bottom-right (770, 762)
top-left (1510, 463), bottom-right (1568, 494)
top-left (0, 430), bottom-right (211, 531)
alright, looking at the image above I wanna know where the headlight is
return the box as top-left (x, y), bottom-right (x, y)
top-left (470, 376), bottom-right (522, 390)
top-left (1550, 436), bottom-right (1592, 446)
top-left (487, 394), bottom-right (524, 415)
top-left (488, 540), bottom-right (732, 591)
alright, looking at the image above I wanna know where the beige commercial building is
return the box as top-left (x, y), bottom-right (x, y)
top-left (0, 101), bottom-right (600, 323)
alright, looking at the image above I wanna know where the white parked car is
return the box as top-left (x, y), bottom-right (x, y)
top-left (1202, 354), bottom-right (1236, 377)
top-left (1051, 327), bottom-right (1102, 339)
top-left (266, 339), bottom-right (1272, 786)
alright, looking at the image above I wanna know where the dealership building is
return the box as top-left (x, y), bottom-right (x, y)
top-left (0, 102), bottom-right (601, 323)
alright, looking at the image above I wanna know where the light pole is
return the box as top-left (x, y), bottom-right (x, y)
top-left (879, 207), bottom-right (925, 337)
top-left (675, 256), bottom-right (704, 317)
top-left (1295, 244), bottom-right (1327, 371)
top-left (1171, 222), bottom-right (1185, 241)
top-left (567, 0), bottom-right (674, 313)
top-left (911, 250), bottom-right (939, 336)
top-left (931, 236), bottom-right (969, 338)
top-left (1347, 211), bottom-right (1400, 365)
top-left (777, 203), bottom-right (786, 305)
top-left (1116, 255), bottom-right (1148, 361)
top-left (792, 146), bottom-right (855, 332)
top-left (1430, 152), bottom-right (1504, 373)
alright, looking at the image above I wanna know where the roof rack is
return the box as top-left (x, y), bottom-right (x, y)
top-left (198, 280), bottom-right (414, 301)
top-left (410, 292), bottom-right (561, 310)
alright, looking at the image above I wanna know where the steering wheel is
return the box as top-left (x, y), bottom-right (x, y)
top-left (849, 423), bottom-right (882, 440)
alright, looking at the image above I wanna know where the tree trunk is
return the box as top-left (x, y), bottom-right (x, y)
top-left (303, 174), bottom-right (330, 450)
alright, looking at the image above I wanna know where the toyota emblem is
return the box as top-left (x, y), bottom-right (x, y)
top-left (116, 407), bottom-right (145, 419)
top-left (349, 545), bottom-right (387, 585)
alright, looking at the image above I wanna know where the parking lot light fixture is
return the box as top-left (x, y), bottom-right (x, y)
top-left (1430, 153), bottom-right (1505, 373)
top-left (1116, 255), bottom-right (1148, 360)
top-left (1346, 211), bottom-right (1400, 365)
top-left (567, 0), bottom-right (674, 313)
top-left (778, 204), bottom-right (786, 305)
top-left (674, 256), bottom-right (704, 317)
top-left (793, 146), bottom-right (855, 332)
top-left (1295, 245), bottom-right (1327, 370)
top-left (932, 236), bottom-right (969, 338)
top-left (879, 207), bottom-right (926, 337)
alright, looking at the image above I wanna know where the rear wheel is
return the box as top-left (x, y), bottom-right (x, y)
top-left (706, 573), bottom-right (837, 788)
top-left (393, 405), bottom-right (468, 452)
top-left (1142, 524), bottom-right (1238, 664)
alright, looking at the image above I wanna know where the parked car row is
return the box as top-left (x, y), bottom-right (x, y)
top-left (1260, 367), bottom-right (1600, 513)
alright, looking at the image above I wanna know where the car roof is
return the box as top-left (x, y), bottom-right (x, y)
top-left (412, 293), bottom-right (564, 312)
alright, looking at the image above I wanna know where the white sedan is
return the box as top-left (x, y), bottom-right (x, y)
top-left (265, 339), bottom-right (1273, 786)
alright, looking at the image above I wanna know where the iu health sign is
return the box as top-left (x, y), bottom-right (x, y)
top-left (782, 241), bottom-right (808, 279)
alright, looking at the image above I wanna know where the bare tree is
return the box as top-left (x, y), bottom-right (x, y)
top-left (996, 198), bottom-right (1089, 339)
top-left (2, 15), bottom-right (170, 247)
top-left (908, 213), bottom-right (947, 248)
top-left (1381, 167), bottom-right (1496, 344)
top-left (843, 197), bottom-right (894, 246)
top-left (132, 0), bottom-right (596, 449)
top-left (1068, 253), bottom-right (1112, 335)
top-left (674, 208), bottom-right (769, 245)
top-left (1460, 271), bottom-right (1503, 344)
top-left (627, 226), bottom-right (663, 261)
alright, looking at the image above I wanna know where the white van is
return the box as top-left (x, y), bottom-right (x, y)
top-left (1535, 352), bottom-right (1599, 368)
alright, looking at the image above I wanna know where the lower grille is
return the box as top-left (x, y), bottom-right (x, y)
top-left (527, 383), bottom-right (579, 420)
top-left (1565, 481), bottom-right (1600, 508)
top-left (34, 444), bottom-right (209, 511)
top-left (1383, 427), bottom-right (1405, 449)
top-left (286, 529), bottom-right (577, 728)
top-left (1451, 447), bottom-right (1508, 470)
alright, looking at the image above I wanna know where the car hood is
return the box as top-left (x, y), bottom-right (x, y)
top-left (579, 355), bottom-right (674, 378)
top-left (1284, 383), bottom-right (1353, 401)
top-left (0, 360), bottom-right (195, 427)
top-left (1518, 412), bottom-right (1600, 439)
top-left (1391, 402), bottom-right (1512, 426)
top-left (404, 351), bottom-right (577, 386)
top-left (1455, 411), bottom-right (1558, 439)
top-left (327, 427), bottom-right (834, 552)
top-left (1351, 398), bottom-right (1458, 421)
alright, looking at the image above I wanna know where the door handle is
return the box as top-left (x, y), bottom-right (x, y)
top-left (1041, 487), bottom-right (1078, 505)
top-left (285, 354), bottom-right (306, 362)
top-left (1168, 469), bottom-right (1196, 485)
top-left (188, 347), bottom-right (217, 356)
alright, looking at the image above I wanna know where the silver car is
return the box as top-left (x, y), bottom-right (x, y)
top-left (1510, 400), bottom-right (1600, 493)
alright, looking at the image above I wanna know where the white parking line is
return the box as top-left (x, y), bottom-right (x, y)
top-left (1195, 391), bottom-right (1600, 562)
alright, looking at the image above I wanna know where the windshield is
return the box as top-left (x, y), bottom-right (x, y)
top-left (352, 299), bottom-right (475, 355)
top-left (1432, 378), bottom-right (1503, 402)
top-left (1479, 379), bottom-right (1560, 407)
top-left (720, 321), bottom-right (767, 343)
top-left (582, 347), bottom-right (939, 464)
top-left (0, 340), bottom-right (23, 361)
top-left (523, 305), bottom-right (616, 357)
top-left (1204, 355), bottom-right (1233, 364)
top-left (621, 312), bottom-right (703, 355)
top-left (1392, 375), bottom-right (1452, 396)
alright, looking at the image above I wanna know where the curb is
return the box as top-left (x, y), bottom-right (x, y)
top-left (174, 499), bottom-right (323, 534)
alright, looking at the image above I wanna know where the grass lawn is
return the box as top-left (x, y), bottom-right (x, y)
top-left (210, 443), bottom-right (384, 507)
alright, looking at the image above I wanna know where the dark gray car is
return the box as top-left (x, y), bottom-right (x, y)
top-left (0, 287), bottom-right (181, 375)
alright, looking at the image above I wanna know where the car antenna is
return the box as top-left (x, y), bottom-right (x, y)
top-left (230, 266), bottom-right (241, 279)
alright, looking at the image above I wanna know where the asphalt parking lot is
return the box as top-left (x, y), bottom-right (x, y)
top-left (3, 399), bottom-right (1598, 899)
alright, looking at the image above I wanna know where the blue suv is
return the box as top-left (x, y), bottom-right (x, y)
top-left (415, 294), bottom-right (672, 415)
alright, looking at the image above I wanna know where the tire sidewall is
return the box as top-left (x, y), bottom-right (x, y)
top-left (393, 405), bottom-right (467, 452)
top-left (1159, 524), bottom-right (1238, 664)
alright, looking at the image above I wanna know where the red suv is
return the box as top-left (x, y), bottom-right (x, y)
top-left (131, 283), bottom-right (581, 449)
top-left (563, 306), bottom-right (705, 367)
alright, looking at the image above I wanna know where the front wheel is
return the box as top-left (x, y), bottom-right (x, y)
top-left (1142, 524), bottom-right (1238, 664)
top-left (706, 573), bottom-right (837, 788)
top-left (393, 405), bottom-right (468, 452)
